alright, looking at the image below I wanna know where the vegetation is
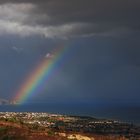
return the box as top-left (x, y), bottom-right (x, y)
top-left (0, 119), bottom-right (130, 140)
top-left (0, 112), bottom-right (139, 140)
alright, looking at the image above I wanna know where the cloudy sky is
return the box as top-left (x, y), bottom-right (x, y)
top-left (0, 0), bottom-right (140, 108)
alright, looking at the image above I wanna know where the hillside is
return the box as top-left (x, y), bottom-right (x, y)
top-left (0, 120), bottom-right (130, 140)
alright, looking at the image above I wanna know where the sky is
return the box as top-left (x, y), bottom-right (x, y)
top-left (0, 0), bottom-right (140, 107)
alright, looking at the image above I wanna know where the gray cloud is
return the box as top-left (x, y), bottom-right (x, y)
top-left (0, 0), bottom-right (139, 38)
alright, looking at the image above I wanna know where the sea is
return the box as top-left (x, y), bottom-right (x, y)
top-left (0, 102), bottom-right (139, 125)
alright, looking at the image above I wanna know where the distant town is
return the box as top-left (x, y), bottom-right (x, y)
top-left (0, 112), bottom-right (139, 140)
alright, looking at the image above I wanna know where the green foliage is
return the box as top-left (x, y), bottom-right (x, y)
top-left (38, 116), bottom-right (48, 121)
top-left (1, 135), bottom-right (13, 140)
top-left (0, 127), bottom-right (7, 132)
top-left (7, 117), bottom-right (17, 123)
top-left (47, 130), bottom-right (55, 136)
top-left (32, 123), bottom-right (39, 130)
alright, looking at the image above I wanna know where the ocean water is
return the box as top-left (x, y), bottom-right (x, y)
top-left (0, 102), bottom-right (139, 125)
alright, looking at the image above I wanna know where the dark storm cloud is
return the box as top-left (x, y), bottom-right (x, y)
top-left (0, 0), bottom-right (139, 37)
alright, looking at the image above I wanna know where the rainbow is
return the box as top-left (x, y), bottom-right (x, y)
top-left (13, 46), bottom-right (68, 104)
